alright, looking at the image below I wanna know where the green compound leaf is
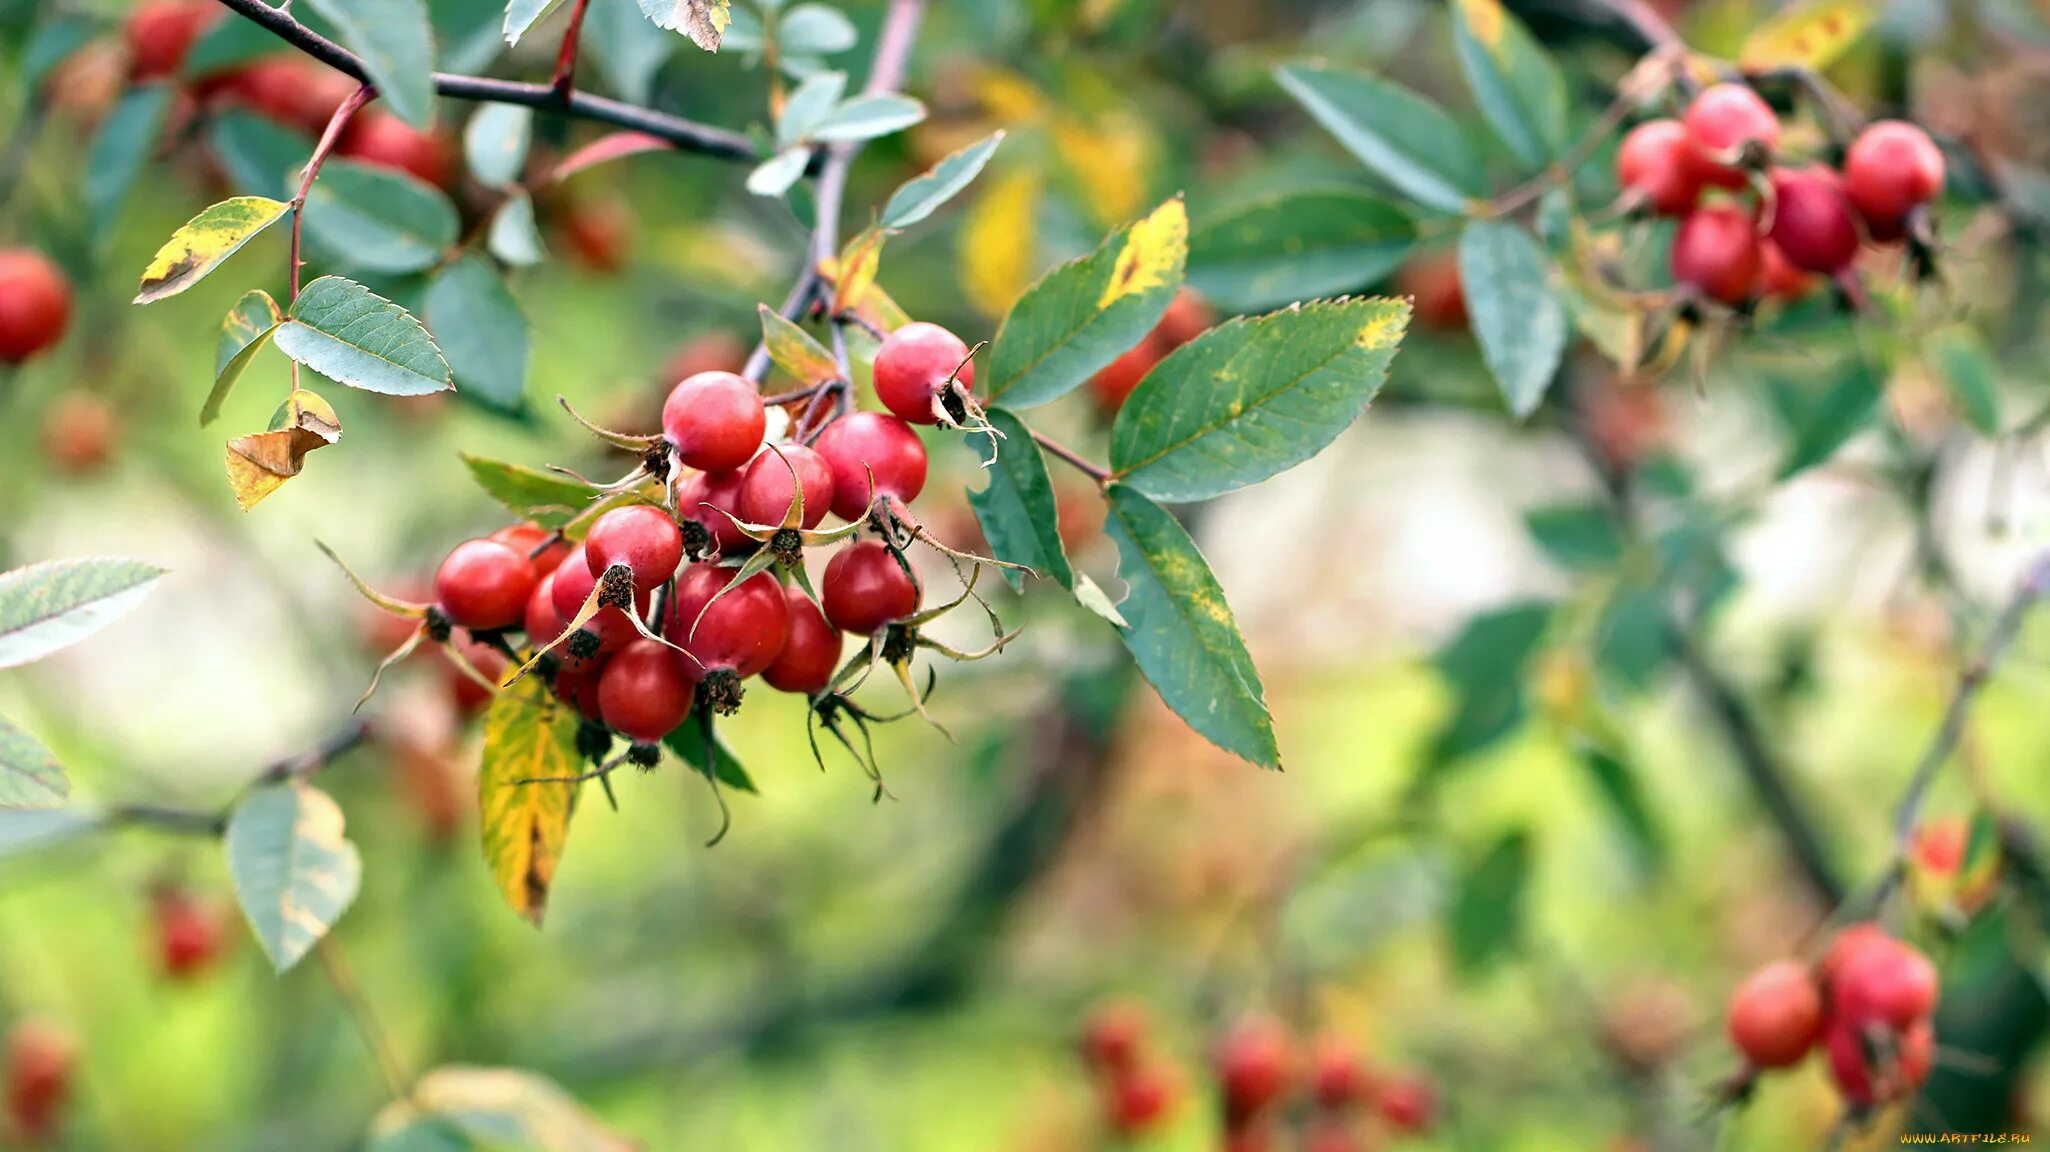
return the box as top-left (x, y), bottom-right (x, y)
top-left (966, 408), bottom-right (1072, 591)
top-left (276, 276), bottom-right (454, 397)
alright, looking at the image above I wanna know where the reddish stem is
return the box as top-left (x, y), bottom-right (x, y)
top-left (550, 0), bottom-right (593, 98)
top-left (289, 84), bottom-right (374, 302)
top-left (1031, 430), bottom-right (1111, 485)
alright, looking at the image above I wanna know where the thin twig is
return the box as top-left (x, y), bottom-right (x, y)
top-left (316, 936), bottom-right (412, 1101)
top-left (290, 85), bottom-right (374, 301)
top-left (1031, 430), bottom-right (1111, 485)
top-left (549, 0), bottom-right (594, 99)
top-left (101, 719), bottom-right (373, 837)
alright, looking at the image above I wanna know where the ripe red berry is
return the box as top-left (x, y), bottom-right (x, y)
top-left (1844, 121), bottom-right (1944, 234)
top-left (1820, 922), bottom-right (1895, 989)
top-left (1832, 940), bottom-right (1939, 1031)
top-left (551, 545), bottom-right (651, 654)
top-left (739, 445), bottom-right (836, 529)
top-left (1683, 83), bottom-right (1779, 186)
top-left (0, 249), bottom-right (73, 365)
top-left (663, 564), bottom-right (790, 680)
top-left (440, 633), bottom-right (507, 714)
top-left (1753, 237), bottom-right (1817, 301)
top-left (1616, 119), bottom-right (1704, 215)
top-left (1304, 1118), bottom-right (1362, 1152)
top-left (1309, 1041), bottom-right (1372, 1109)
top-left (40, 392), bottom-right (118, 477)
top-left (874, 322), bottom-right (975, 425)
top-left (1212, 1015), bottom-right (1294, 1124)
top-left (154, 889), bottom-right (226, 980)
top-left (1079, 1001), bottom-right (1148, 1073)
top-left (125, 0), bottom-right (216, 81)
top-left (821, 541), bottom-right (921, 635)
top-left (584, 505), bottom-right (683, 591)
top-left (663, 370), bottom-right (766, 474)
top-left (558, 196), bottom-right (632, 273)
top-left (338, 111), bottom-right (453, 187)
top-left (1155, 288), bottom-right (1214, 347)
top-left (553, 659), bottom-right (607, 721)
top-left (677, 468), bottom-right (751, 553)
top-left (525, 571), bottom-right (569, 647)
top-left (5, 1019), bottom-right (74, 1147)
top-left (812, 412), bottom-right (929, 522)
top-left (1089, 340), bottom-right (1161, 414)
top-left (1766, 167), bottom-right (1859, 274)
top-left (1397, 252), bottom-right (1467, 330)
top-left (1104, 1062), bottom-right (1177, 1136)
top-left (596, 639), bottom-right (694, 741)
top-left (1670, 205), bottom-right (1761, 306)
top-left (490, 521), bottom-right (571, 573)
top-left (1373, 1072), bottom-right (1437, 1134)
top-left (435, 538), bottom-right (538, 631)
top-left (760, 588), bottom-right (840, 695)
top-left (211, 56), bottom-right (358, 136)
top-left (1825, 1015), bottom-right (1934, 1107)
top-left (1913, 817), bottom-right (1967, 874)
top-left (1725, 961), bottom-right (1824, 1069)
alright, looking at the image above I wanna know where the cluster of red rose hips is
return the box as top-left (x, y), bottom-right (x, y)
top-left (1724, 922), bottom-right (1940, 1112)
top-left (1615, 82), bottom-right (1946, 307)
top-left (3, 1020), bottom-right (73, 1149)
top-left (1077, 1005), bottom-right (1436, 1150)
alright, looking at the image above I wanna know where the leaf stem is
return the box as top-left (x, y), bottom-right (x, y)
top-left (1030, 430), bottom-right (1111, 485)
top-left (316, 936), bottom-right (412, 1101)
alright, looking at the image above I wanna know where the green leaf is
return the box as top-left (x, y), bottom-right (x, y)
top-left (302, 0), bottom-right (437, 128)
top-left (1275, 63), bottom-right (1486, 213)
top-left (1187, 189), bottom-right (1415, 313)
top-left (880, 131), bottom-right (1004, 230)
top-left (1594, 581), bottom-right (1670, 692)
top-left (1447, 828), bottom-right (1531, 974)
top-left (226, 782), bottom-right (363, 972)
top-left (757, 305), bottom-right (840, 386)
top-left (1522, 502), bottom-right (1621, 570)
top-left (1774, 361), bottom-right (1882, 479)
top-left (1450, 0), bottom-right (1568, 168)
top-left (0, 559), bottom-right (166, 671)
top-left (21, 16), bottom-right (96, 95)
top-left (135, 197), bottom-right (292, 304)
top-left (747, 147), bottom-right (810, 197)
top-left (585, 0), bottom-right (675, 102)
top-left (87, 84), bottom-right (173, 233)
top-left (1102, 485), bottom-right (1279, 769)
top-left (966, 408), bottom-right (1072, 591)
top-left (276, 276), bottom-right (454, 397)
top-left (1111, 297), bottom-right (1406, 501)
top-left (439, 0), bottom-right (510, 71)
top-left (209, 110), bottom-right (311, 200)
top-left (464, 103), bottom-right (533, 187)
top-left (487, 191), bottom-right (546, 266)
top-left (986, 198), bottom-right (1188, 409)
top-left (0, 716), bottom-right (66, 810)
top-left (1423, 601), bottom-right (1552, 774)
top-left (504, 0), bottom-right (564, 44)
top-left (462, 454), bottom-right (599, 529)
top-left (479, 676), bottom-right (583, 924)
top-left (1458, 220), bottom-right (1566, 418)
top-left (205, 290), bottom-right (284, 426)
top-left (301, 159), bottom-right (461, 275)
top-left (778, 3), bottom-right (856, 54)
top-left (425, 255), bottom-right (529, 413)
top-left (663, 716), bottom-right (757, 794)
top-left (1930, 326), bottom-right (2001, 436)
top-left (1576, 745), bottom-right (1667, 878)
top-left (777, 71), bottom-right (847, 146)
top-left (811, 94), bottom-right (927, 143)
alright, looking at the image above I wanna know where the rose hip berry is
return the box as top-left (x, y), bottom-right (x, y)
top-left (213, 56), bottom-right (358, 135)
top-left (1397, 252), bottom-right (1467, 330)
top-left (1374, 1072), bottom-right (1437, 1134)
top-left (813, 412), bottom-right (929, 522)
top-left (1616, 119), bottom-right (1704, 215)
top-left (125, 0), bottom-right (216, 81)
top-left (678, 468), bottom-right (751, 554)
top-left (1079, 1001), bottom-right (1147, 1073)
top-left (1820, 922), bottom-right (1895, 988)
top-left (739, 445), bottom-right (836, 529)
top-left (154, 889), bottom-right (226, 980)
top-left (440, 634), bottom-right (507, 714)
top-left (1671, 205), bottom-right (1762, 306)
top-left (1754, 238), bottom-right (1816, 301)
top-left (663, 370), bottom-right (767, 473)
top-left (490, 520), bottom-right (571, 573)
top-left (435, 538), bottom-right (538, 631)
top-left (1725, 961), bottom-right (1824, 1069)
top-left (1309, 1040), bottom-right (1372, 1109)
top-left (1212, 1015), bottom-right (1294, 1124)
top-left (551, 545), bottom-right (651, 654)
top-left (1683, 83), bottom-right (1779, 186)
top-left (1832, 939), bottom-right (1939, 1031)
top-left (1089, 341), bottom-right (1160, 413)
top-left (5, 1019), bottom-right (74, 1147)
top-left (874, 322), bottom-right (975, 425)
top-left (822, 541), bottom-right (922, 635)
top-left (1844, 120), bottom-right (1945, 234)
top-left (1104, 1062), bottom-right (1177, 1136)
top-left (664, 564), bottom-right (791, 682)
top-left (597, 639), bottom-right (695, 742)
top-left (0, 249), bottom-right (73, 365)
top-left (338, 111), bottom-right (453, 187)
top-left (1825, 1016), bottom-right (1934, 1107)
top-left (1767, 167), bottom-right (1860, 274)
top-left (584, 505), bottom-right (683, 591)
top-left (761, 588), bottom-right (840, 695)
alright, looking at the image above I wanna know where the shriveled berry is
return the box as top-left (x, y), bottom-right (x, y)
top-left (1726, 961), bottom-right (1824, 1069)
top-left (1832, 940), bottom-right (1939, 1031)
top-left (1670, 205), bottom-right (1761, 306)
top-left (1844, 121), bottom-right (1944, 233)
top-left (813, 412), bottom-right (929, 522)
top-left (663, 370), bottom-right (766, 473)
top-left (597, 640), bottom-right (694, 742)
top-left (435, 538), bottom-right (537, 631)
top-left (761, 587), bottom-right (840, 695)
top-left (1212, 1015), bottom-right (1294, 1124)
top-left (1616, 119), bottom-right (1704, 215)
top-left (338, 111), bottom-right (453, 187)
top-left (739, 445), bottom-right (836, 529)
top-left (1683, 83), bottom-right (1779, 187)
top-left (0, 249), bottom-right (72, 365)
top-left (874, 322), bottom-right (975, 425)
top-left (821, 541), bottom-right (921, 635)
top-left (664, 564), bottom-right (790, 680)
top-left (584, 505), bottom-right (683, 591)
top-left (1767, 166), bottom-right (1859, 273)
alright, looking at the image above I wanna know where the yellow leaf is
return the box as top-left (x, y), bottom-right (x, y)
top-left (1097, 196), bottom-right (1187, 310)
top-left (833, 227), bottom-right (885, 318)
top-left (478, 674), bottom-right (582, 925)
top-left (1454, 0), bottom-right (1505, 48)
top-left (1739, 0), bottom-right (1876, 72)
top-left (972, 66), bottom-right (1049, 125)
top-left (136, 196), bottom-right (292, 304)
top-left (1052, 111), bottom-right (1154, 226)
top-left (960, 168), bottom-right (1041, 317)
top-left (223, 389), bottom-right (340, 511)
top-left (758, 303), bottom-right (841, 387)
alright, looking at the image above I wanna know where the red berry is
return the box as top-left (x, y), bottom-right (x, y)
top-left (760, 588), bottom-right (840, 695)
top-left (1155, 288), bottom-right (1214, 347)
top-left (524, 571), bottom-right (568, 648)
top-left (1670, 205), bottom-right (1761, 306)
top-left (873, 322), bottom-right (975, 425)
top-left (662, 332), bottom-right (747, 384)
top-left (663, 564), bottom-right (790, 680)
top-left (1079, 1001), bottom-right (1148, 1073)
top-left (677, 468), bottom-right (751, 553)
top-left (1725, 961), bottom-right (1824, 1069)
top-left (1212, 1015), bottom-right (1294, 1124)
top-left (663, 370), bottom-right (766, 473)
top-left (490, 521), bottom-right (571, 573)
top-left (551, 544), bottom-right (651, 654)
top-left (1309, 1040), bottom-right (1372, 1109)
top-left (338, 111), bottom-right (452, 187)
top-left (553, 658), bottom-right (607, 721)
top-left (1913, 817), bottom-right (1967, 874)
top-left (1753, 237), bottom-right (1817, 301)
top-left (1832, 940), bottom-right (1939, 1031)
top-left (40, 392), bottom-right (118, 477)
top-left (0, 249), bottom-right (72, 365)
top-left (5, 1019), bottom-right (74, 1147)
top-left (1683, 83), bottom-right (1779, 187)
top-left (211, 56), bottom-right (357, 135)
top-left (435, 538), bottom-right (538, 631)
top-left (597, 639), bottom-right (694, 742)
top-left (1825, 1016), bottom-right (1934, 1107)
top-left (584, 505), bottom-right (683, 591)
top-left (813, 412), bottom-right (929, 522)
top-left (125, 0), bottom-right (216, 81)
top-left (1104, 1062), bottom-right (1177, 1136)
top-left (1616, 119), bottom-right (1704, 215)
top-left (1820, 922), bottom-right (1895, 989)
top-left (558, 196), bottom-right (632, 273)
top-left (1844, 120), bottom-right (1944, 233)
top-left (1766, 166), bottom-right (1859, 273)
top-left (1374, 1072), bottom-right (1437, 1134)
top-left (1397, 252), bottom-right (1467, 330)
top-left (1089, 339), bottom-right (1161, 414)
top-left (739, 445), bottom-right (836, 529)
top-left (821, 541), bottom-right (921, 635)
top-left (154, 890), bottom-right (226, 980)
